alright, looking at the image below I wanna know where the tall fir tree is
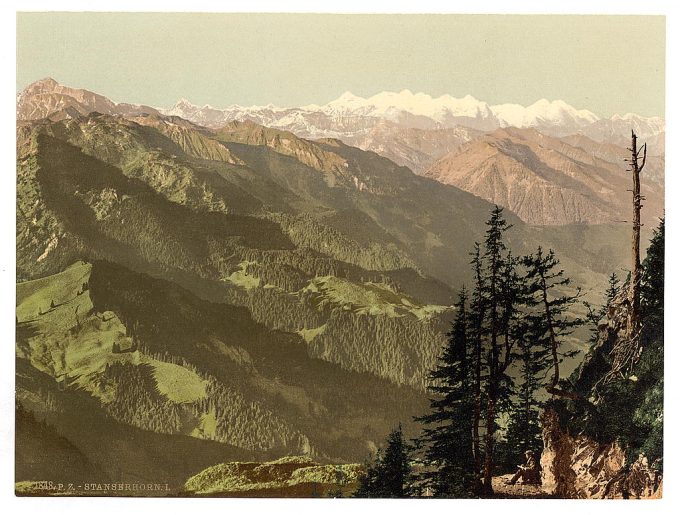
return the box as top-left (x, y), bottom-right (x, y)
top-left (468, 243), bottom-right (486, 489)
top-left (498, 255), bottom-right (547, 471)
top-left (480, 206), bottom-right (516, 494)
top-left (415, 288), bottom-right (476, 497)
top-left (497, 251), bottom-right (525, 411)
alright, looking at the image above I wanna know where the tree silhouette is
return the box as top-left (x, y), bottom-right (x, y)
top-left (627, 130), bottom-right (647, 343)
top-left (415, 288), bottom-right (477, 496)
top-left (480, 206), bottom-right (516, 494)
top-left (353, 424), bottom-right (412, 498)
top-left (523, 248), bottom-right (582, 400)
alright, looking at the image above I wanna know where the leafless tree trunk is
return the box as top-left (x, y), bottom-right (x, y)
top-left (594, 130), bottom-right (649, 389)
top-left (482, 394), bottom-right (496, 495)
top-left (628, 130), bottom-right (646, 339)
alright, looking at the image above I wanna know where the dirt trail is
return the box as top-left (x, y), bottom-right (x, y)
top-left (491, 474), bottom-right (550, 499)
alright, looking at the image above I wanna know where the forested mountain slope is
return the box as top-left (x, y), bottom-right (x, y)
top-left (16, 260), bottom-right (427, 486)
top-left (18, 112), bottom-right (636, 387)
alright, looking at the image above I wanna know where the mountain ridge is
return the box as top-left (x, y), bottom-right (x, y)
top-left (424, 126), bottom-right (664, 225)
top-left (160, 87), bottom-right (663, 141)
top-left (17, 77), bottom-right (161, 121)
top-left (18, 79), bottom-right (664, 145)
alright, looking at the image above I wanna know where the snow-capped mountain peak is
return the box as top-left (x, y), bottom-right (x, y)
top-left (321, 91), bottom-right (368, 111)
top-left (154, 88), bottom-right (663, 144)
top-left (336, 90), bottom-right (363, 102)
top-left (166, 98), bottom-right (201, 114)
top-left (358, 90), bottom-right (491, 119)
top-left (611, 112), bottom-right (664, 127)
top-left (303, 89), bottom-right (498, 130)
top-left (492, 98), bottom-right (599, 132)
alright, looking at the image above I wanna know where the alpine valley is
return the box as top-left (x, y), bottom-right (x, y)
top-left (16, 79), bottom-right (664, 496)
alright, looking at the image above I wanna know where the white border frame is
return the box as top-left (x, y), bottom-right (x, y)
top-left (2, 2), bottom-right (678, 514)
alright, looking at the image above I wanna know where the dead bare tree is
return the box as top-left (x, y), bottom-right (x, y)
top-left (627, 130), bottom-right (646, 339)
top-left (598, 130), bottom-right (647, 388)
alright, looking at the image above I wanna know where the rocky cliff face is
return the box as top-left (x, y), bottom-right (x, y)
top-left (538, 285), bottom-right (663, 499)
top-left (540, 409), bottom-right (662, 498)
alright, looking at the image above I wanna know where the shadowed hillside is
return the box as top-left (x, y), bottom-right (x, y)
top-left (16, 260), bottom-right (428, 486)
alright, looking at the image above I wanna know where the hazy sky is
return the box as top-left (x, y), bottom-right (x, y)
top-left (17, 13), bottom-right (665, 117)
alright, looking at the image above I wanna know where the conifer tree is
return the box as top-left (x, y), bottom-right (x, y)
top-left (641, 218), bottom-right (664, 337)
top-left (606, 272), bottom-right (621, 306)
top-left (468, 243), bottom-right (486, 487)
top-left (353, 449), bottom-right (383, 498)
top-left (354, 424), bottom-right (412, 498)
top-left (523, 247), bottom-right (582, 400)
top-left (499, 252), bottom-right (522, 368)
top-left (502, 320), bottom-right (549, 469)
top-left (415, 288), bottom-right (476, 497)
top-left (480, 206), bottom-right (515, 494)
top-left (497, 251), bottom-right (526, 411)
top-left (381, 424), bottom-right (412, 497)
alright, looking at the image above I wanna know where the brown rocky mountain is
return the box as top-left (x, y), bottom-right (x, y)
top-left (343, 120), bottom-right (479, 174)
top-left (17, 77), bottom-right (160, 121)
top-left (346, 121), bottom-right (664, 181)
top-left (561, 133), bottom-right (665, 187)
top-left (425, 127), bottom-right (664, 226)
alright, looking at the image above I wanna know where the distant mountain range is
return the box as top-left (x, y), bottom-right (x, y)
top-left (17, 78), bottom-right (665, 226)
top-left (159, 88), bottom-right (664, 145)
top-left (19, 78), bottom-right (664, 153)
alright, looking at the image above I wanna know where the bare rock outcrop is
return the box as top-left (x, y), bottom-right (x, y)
top-left (540, 409), bottom-right (662, 498)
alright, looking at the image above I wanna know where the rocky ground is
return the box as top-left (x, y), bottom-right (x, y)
top-left (491, 475), bottom-right (549, 499)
